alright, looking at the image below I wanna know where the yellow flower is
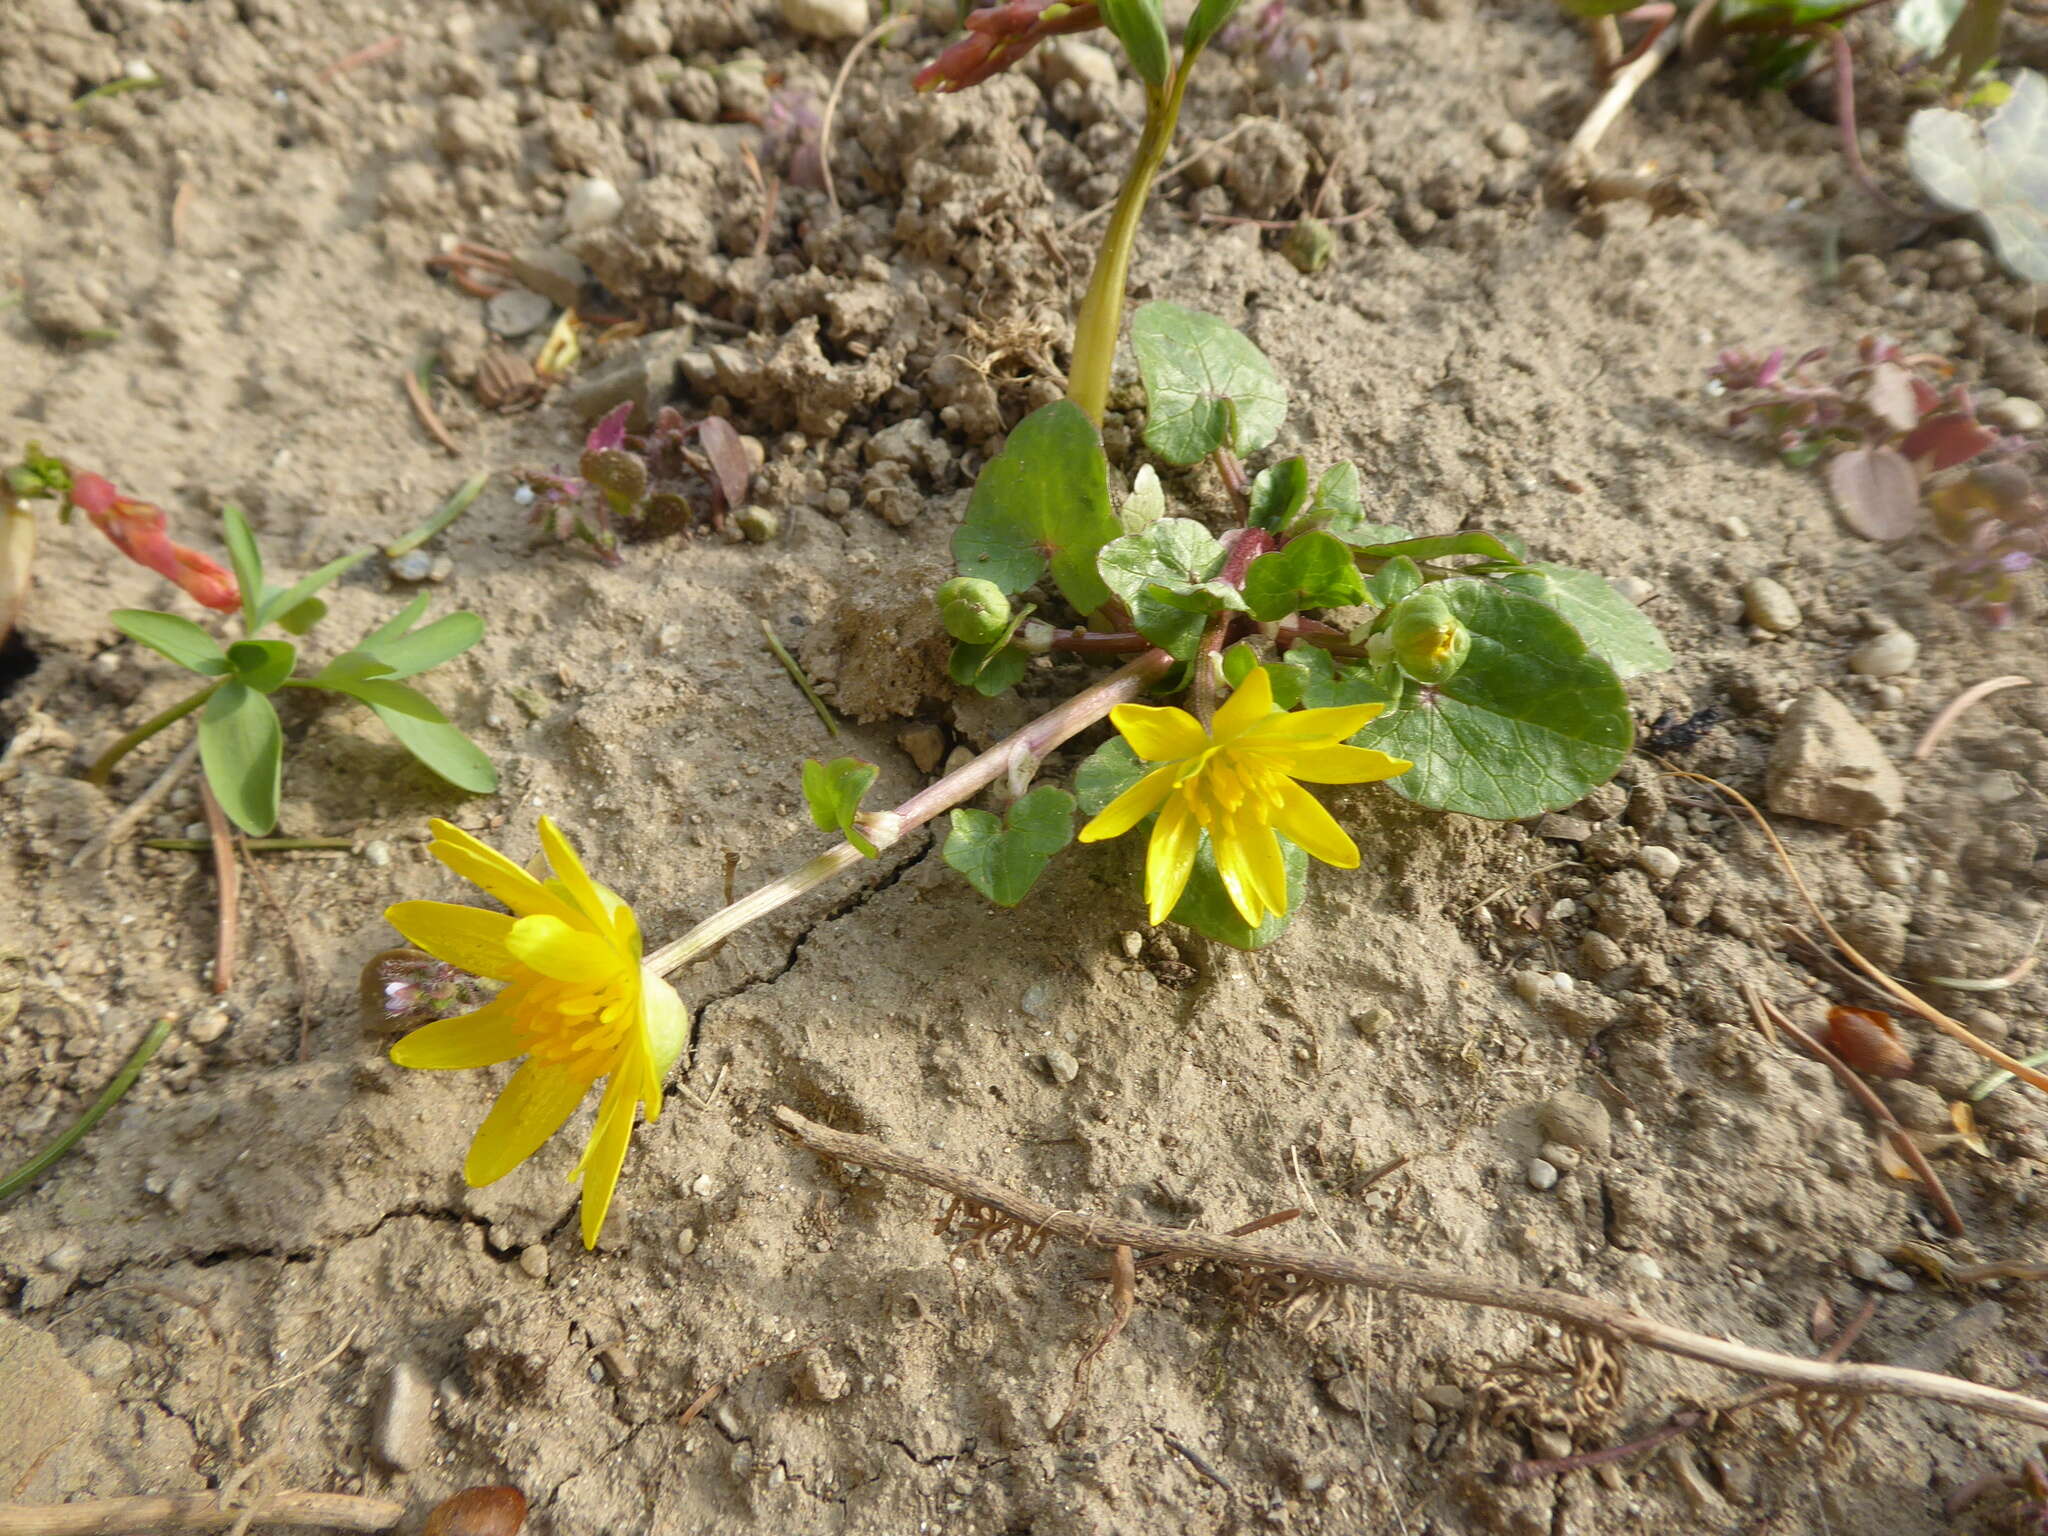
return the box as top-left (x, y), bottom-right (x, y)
top-left (1077, 667), bottom-right (1410, 928)
top-left (385, 818), bottom-right (687, 1249)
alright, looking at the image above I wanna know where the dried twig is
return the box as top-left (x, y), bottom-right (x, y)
top-left (1055, 1244), bottom-right (1134, 1434)
top-left (676, 1332), bottom-right (834, 1430)
top-left (1562, 11), bottom-right (1682, 169)
top-left (771, 1107), bottom-right (2048, 1430)
top-left (1913, 676), bottom-right (2035, 760)
top-left (71, 738), bottom-right (199, 869)
top-left (820, 13), bottom-right (912, 220)
top-left (1670, 770), bottom-right (2048, 1096)
top-left (199, 783), bottom-right (240, 996)
top-left (1745, 986), bottom-right (1964, 1236)
top-left (0, 1491), bottom-right (403, 1536)
top-left (400, 365), bottom-right (459, 454)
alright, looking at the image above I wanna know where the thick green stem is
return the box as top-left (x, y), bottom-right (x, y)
top-left (1065, 65), bottom-right (1193, 426)
top-left (88, 682), bottom-right (220, 786)
top-left (645, 649), bottom-right (1175, 977)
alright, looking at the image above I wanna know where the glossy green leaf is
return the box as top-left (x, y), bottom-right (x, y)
top-left (198, 680), bottom-right (282, 835)
top-left (1291, 580), bottom-right (1630, 819)
top-left (1301, 462), bottom-right (1406, 546)
top-left (219, 505), bottom-right (264, 632)
top-left (1350, 530), bottom-right (1526, 564)
top-left (361, 592), bottom-right (431, 651)
top-left (1097, 517), bottom-right (1245, 658)
top-left (318, 674), bottom-right (497, 792)
top-left (1495, 562), bottom-right (1673, 679)
top-left (112, 610), bottom-right (229, 676)
top-left (225, 639), bottom-right (296, 693)
top-left (1240, 531), bottom-right (1367, 621)
top-left (275, 598), bottom-right (328, 636)
top-left (1185, 0), bottom-right (1251, 56)
top-left (252, 550), bottom-right (370, 633)
top-left (1365, 555), bottom-right (1424, 606)
top-left (1248, 456), bottom-right (1309, 532)
top-left (802, 755), bottom-right (881, 858)
top-left (1222, 643), bottom-right (1306, 708)
top-left (953, 400), bottom-right (1121, 615)
top-left (1097, 0), bottom-right (1170, 85)
top-left (944, 785), bottom-right (1076, 906)
top-left (1131, 302), bottom-right (1287, 465)
top-left (948, 638), bottom-right (1031, 697)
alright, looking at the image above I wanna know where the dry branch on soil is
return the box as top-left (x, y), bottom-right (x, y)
top-left (772, 1107), bottom-right (2048, 1431)
top-left (0, 1491), bottom-right (404, 1536)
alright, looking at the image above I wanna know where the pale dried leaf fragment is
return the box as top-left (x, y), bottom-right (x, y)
top-left (1906, 71), bottom-right (2048, 282)
top-left (1827, 444), bottom-right (1923, 540)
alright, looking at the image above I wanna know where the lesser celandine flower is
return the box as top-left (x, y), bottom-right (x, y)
top-left (1078, 667), bottom-right (1410, 928)
top-left (385, 818), bottom-right (687, 1248)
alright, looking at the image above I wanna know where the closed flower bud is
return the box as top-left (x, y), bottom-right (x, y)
top-left (1387, 590), bottom-right (1471, 684)
top-left (579, 447), bottom-right (648, 513)
top-left (936, 577), bottom-right (1012, 644)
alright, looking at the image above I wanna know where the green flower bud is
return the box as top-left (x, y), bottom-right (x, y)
top-left (936, 577), bottom-right (1012, 645)
top-left (1387, 589), bottom-right (1471, 684)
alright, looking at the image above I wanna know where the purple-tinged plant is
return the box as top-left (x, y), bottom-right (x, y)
top-left (1710, 335), bottom-right (2038, 624)
top-left (914, 0), bottom-right (1104, 92)
top-left (762, 89), bottom-right (824, 190)
top-left (1219, 0), bottom-right (1316, 83)
top-left (519, 402), bottom-right (755, 563)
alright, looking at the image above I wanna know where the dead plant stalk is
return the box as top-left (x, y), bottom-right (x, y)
top-left (772, 1107), bottom-right (2048, 1431)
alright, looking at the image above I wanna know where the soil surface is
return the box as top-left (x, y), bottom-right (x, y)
top-left (5, 1), bottom-right (2048, 1532)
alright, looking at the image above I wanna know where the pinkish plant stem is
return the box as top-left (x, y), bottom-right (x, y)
top-left (644, 648), bottom-right (1174, 977)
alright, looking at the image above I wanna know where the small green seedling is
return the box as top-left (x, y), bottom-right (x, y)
top-left (92, 506), bottom-right (496, 833)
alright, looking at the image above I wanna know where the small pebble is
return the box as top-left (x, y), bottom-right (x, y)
top-left (1020, 980), bottom-right (1055, 1019)
top-left (1977, 770), bottom-right (2026, 805)
top-left (1985, 396), bottom-right (2047, 434)
top-left (1848, 629), bottom-right (1918, 678)
top-left (388, 550), bottom-right (435, 583)
top-left (1042, 1047), bottom-right (1080, 1085)
top-left (896, 724), bottom-right (946, 775)
top-left (1846, 1246), bottom-right (1888, 1283)
top-left (1536, 1092), bottom-right (1612, 1158)
top-left (1635, 845), bottom-right (1681, 882)
top-left (1538, 1142), bottom-right (1581, 1173)
top-left (735, 505), bottom-right (780, 543)
top-left (1525, 1158), bottom-right (1559, 1191)
top-left (563, 176), bottom-right (624, 232)
top-left (363, 840), bottom-right (394, 868)
top-left (1740, 576), bottom-right (1802, 633)
top-left (692, 1174), bottom-right (715, 1198)
top-left (187, 1007), bottom-right (231, 1044)
top-left (518, 1244), bottom-right (550, 1279)
top-left (1485, 121), bottom-right (1532, 159)
top-left (778, 0), bottom-right (868, 38)
top-left (484, 286), bottom-right (554, 339)
top-left (1119, 931), bottom-right (1144, 960)
top-left (676, 1228), bottom-right (699, 1256)
top-left (1529, 1428), bottom-right (1573, 1461)
top-left (1620, 1253), bottom-right (1664, 1283)
top-left (1718, 516), bottom-right (1752, 540)
top-left (373, 1361), bottom-right (435, 1471)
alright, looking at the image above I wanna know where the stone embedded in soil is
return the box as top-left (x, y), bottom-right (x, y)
top-left (794, 1348), bottom-right (850, 1402)
top-left (1985, 395), bottom-right (2047, 433)
top-left (1486, 121), bottom-right (1532, 159)
top-left (1525, 1158), bottom-right (1558, 1191)
top-left (1848, 629), bottom-right (1918, 678)
top-left (896, 724), bottom-right (946, 775)
top-left (373, 1361), bottom-right (435, 1470)
top-left (1535, 1092), bottom-right (1611, 1158)
top-left (485, 287), bottom-right (554, 339)
top-left (563, 176), bottom-right (625, 233)
top-left (1765, 689), bottom-right (1904, 828)
top-left (1042, 1048), bottom-right (1080, 1085)
top-left (778, 0), bottom-right (869, 39)
top-left (1634, 845), bottom-right (1681, 882)
top-left (1040, 39), bottom-right (1118, 92)
top-left (1740, 576), bottom-right (1802, 633)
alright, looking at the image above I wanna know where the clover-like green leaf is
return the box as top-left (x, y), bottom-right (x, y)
top-left (1097, 517), bottom-right (1246, 657)
top-left (1365, 555), bottom-right (1424, 606)
top-left (1097, 0), bottom-right (1170, 86)
top-left (1240, 532), bottom-right (1367, 621)
top-left (1494, 563), bottom-right (1673, 680)
top-left (225, 638), bottom-right (296, 693)
top-left (802, 755), bottom-right (882, 857)
top-left (198, 679), bottom-right (282, 835)
top-left (1131, 302), bottom-right (1287, 465)
top-left (948, 638), bottom-right (1032, 697)
top-left (1290, 579), bottom-right (1632, 819)
top-left (953, 400), bottom-right (1120, 615)
top-left (1906, 71), bottom-right (2048, 282)
top-left (112, 609), bottom-right (230, 676)
top-left (944, 785), bottom-right (1076, 906)
top-left (1248, 456), bottom-right (1309, 532)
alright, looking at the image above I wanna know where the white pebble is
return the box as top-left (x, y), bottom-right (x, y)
top-left (1635, 845), bottom-right (1682, 882)
top-left (1740, 576), bottom-right (1801, 633)
top-left (563, 176), bottom-right (624, 232)
top-left (778, 0), bottom-right (868, 38)
top-left (363, 839), bottom-right (394, 868)
top-left (1525, 1158), bottom-right (1558, 1191)
top-left (1848, 629), bottom-right (1918, 677)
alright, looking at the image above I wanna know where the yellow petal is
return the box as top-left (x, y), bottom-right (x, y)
top-left (428, 820), bottom-right (584, 926)
top-left (1107, 703), bottom-right (1208, 762)
top-left (1210, 665), bottom-right (1275, 740)
top-left (1238, 700), bottom-right (1385, 746)
top-left (1269, 781), bottom-right (1360, 869)
top-left (537, 817), bottom-right (613, 931)
top-left (506, 914), bottom-right (620, 984)
top-left (1144, 796), bottom-right (1201, 924)
top-left (390, 998), bottom-right (524, 1070)
top-left (1211, 825), bottom-right (1265, 929)
top-left (1077, 763), bottom-right (1179, 842)
top-left (573, 1060), bottom-right (641, 1248)
top-left (385, 901), bottom-right (519, 981)
top-left (465, 1059), bottom-right (596, 1186)
top-left (1275, 744), bottom-right (1413, 786)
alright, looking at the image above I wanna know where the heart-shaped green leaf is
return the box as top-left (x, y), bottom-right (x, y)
top-left (225, 638), bottom-right (297, 693)
top-left (1365, 556), bottom-right (1424, 606)
top-left (948, 639), bottom-right (1031, 697)
top-left (112, 610), bottom-right (230, 676)
top-left (1248, 456), bottom-right (1309, 532)
top-left (1131, 303), bottom-right (1287, 465)
top-left (953, 400), bottom-right (1121, 616)
top-left (802, 756), bottom-right (881, 857)
top-left (198, 680), bottom-right (283, 834)
top-left (1494, 563), bottom-right (1673, 679)
top-left (1097, 517), bottom-right (1247, 658)
top-left (944, 785), bottom-right (1076, 906)
top-left (1240, 531), bottom-right (1367, 621)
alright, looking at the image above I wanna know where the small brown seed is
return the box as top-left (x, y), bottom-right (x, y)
top-left (423, 1486), bottom-right (527, 1536)
top-left (1826, 1006), bottom-right (1913, 1078)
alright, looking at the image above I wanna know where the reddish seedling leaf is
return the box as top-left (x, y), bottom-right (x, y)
top-left (695, 416), bottom-right (752, 513)
top-left (1827, 445), bottom-right (1922, 540)
top-left (1902, 410), bottom-right (1997, 473)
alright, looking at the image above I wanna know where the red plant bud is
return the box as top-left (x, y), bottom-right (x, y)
top-left (1826, 1006), bottom-right (1913, 1078)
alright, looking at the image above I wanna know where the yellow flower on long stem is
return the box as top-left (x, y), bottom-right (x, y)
top-left (385, 818), bottom-right (687, 1248)
top-left (1078, 667), bottom-right (1411, 928)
